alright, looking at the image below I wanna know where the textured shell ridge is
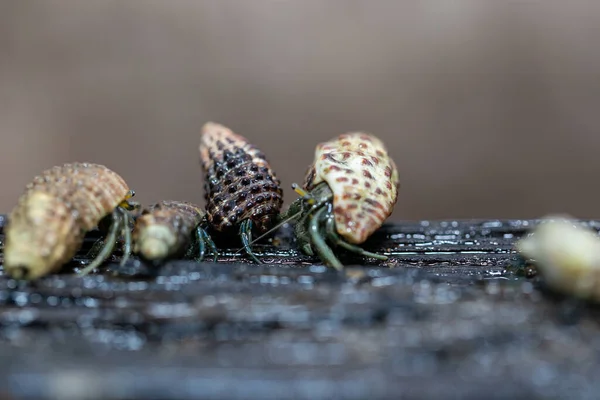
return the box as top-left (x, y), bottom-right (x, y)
top-left (4, 190), bottom-right (82, 277)
top-left (4, 162), bottom-right (132, 277)
top-left (304, 132), bottom-right (399, 244)
top-left (35, 163), bottom-right (131, 231)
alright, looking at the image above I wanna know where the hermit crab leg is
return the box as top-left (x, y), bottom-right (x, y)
top-left (240, 219), bottom-right (262, 264)
top-left (197, 227), bottom-right (219, 262)
top-left (323, 207), bottom-right (388, 261)
top-left (78, 209), bottom-right (123, 276)
top-left (196, 228), bottom-right (207, 262)
top-left (195, 226), bottom-right (219, 263)
top-left (295, 220), bottom-right (314, 256)
top-left (116, 191), bottom-right (138, 267)
top-left (294, 207), bottom-right (315, 256)
top-left (229, 208), bottom-right (304, 257)
top-left (119, 207), bottom-right (134, 267)
top-left (309, 206), bottom-right (343, 270)
top-left (228, 183), bottom-right (329, 260)
top-left (289, 183), bottom-right (335, 256)
top-left (86, 238), bottom-right (106, 259)
top-left (85, 193), bottom-right (137, 261)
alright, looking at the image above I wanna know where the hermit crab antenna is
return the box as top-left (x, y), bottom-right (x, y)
top-left (292, 183), bottom-right (316, 205)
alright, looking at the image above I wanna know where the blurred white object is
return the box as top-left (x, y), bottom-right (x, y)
top-left (516, 215), bottom-right (600, 301)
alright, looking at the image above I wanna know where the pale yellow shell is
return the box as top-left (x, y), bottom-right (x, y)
top-left (304, 132), bottom-right (399, 244)
top-left (133, 200), bottom-right (205, 262)
top-left (4, 162), bottom-right (131, 279)
top-left (516, 215), bottom-right (600, 301)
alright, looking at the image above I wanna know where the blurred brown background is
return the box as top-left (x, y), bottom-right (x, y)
top-left (1, 1), bottom-right (599, 221)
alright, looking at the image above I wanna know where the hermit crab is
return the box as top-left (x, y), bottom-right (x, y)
top-left (516, 215), bottom-right (600, 302)
top-left (4, 162), bottom-right (139, 279)
top-left (132, 200), bottom-right (217, 265)
top-left (284, 132), bottom-right (399, 269)
top-left (199, 122), bottom-right (284, 263)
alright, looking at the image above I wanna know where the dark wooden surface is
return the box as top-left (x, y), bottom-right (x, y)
top-left (1, 216), bottom-right (599, 400)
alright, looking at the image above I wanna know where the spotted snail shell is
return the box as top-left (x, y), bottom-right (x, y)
top-left (303, 132), bottom-right (399, 244)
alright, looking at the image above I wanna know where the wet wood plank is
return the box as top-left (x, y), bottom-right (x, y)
top-left (0, 217), bottom-right (598, 400)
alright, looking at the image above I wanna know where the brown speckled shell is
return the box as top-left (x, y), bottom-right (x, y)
top-left (199, 122), bottom-right (283, 234)
top-left (4, 162), bottom-right (131, 278)
top-left (304, 133), bottom-right (399, 244)
top-left (133, 200), bottom-right (205, 260)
